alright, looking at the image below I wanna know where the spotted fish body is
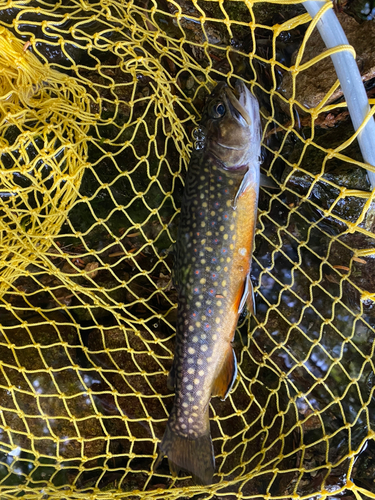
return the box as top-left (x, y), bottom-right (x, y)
top-left (156, 81), bottom-right (261, 484)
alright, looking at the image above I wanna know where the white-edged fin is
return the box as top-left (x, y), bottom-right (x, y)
top-left (238, 274), bottom-right (256, 316)
top-left (211, 347), bottom-right (238, 401)
top-left (238, 274), bottom-right (250, 314)
top-left (232, 168), bottom-right (257, 210)
top-left (247, 279), bottom-right (256, 316)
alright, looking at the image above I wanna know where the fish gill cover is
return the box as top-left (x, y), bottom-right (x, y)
top-left (0, 0), bottom-right (374, 499)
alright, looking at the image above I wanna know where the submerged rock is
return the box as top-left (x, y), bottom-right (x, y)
top-left (280, 12), bottom-right (375, 109)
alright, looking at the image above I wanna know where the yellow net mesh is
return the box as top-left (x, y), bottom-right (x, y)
top-left (0, 0), bottom-right (374, 498)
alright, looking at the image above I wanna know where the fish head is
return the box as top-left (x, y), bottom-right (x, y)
top-left (200, 80), bottom-right (261, 169)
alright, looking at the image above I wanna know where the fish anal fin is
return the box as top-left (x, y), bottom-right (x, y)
top-left (211, 347), bottom-right (238, 400)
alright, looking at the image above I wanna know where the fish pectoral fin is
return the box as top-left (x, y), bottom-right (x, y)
top-left (260, 172), bottom-right (278, 189)
top-left (211, 347), bottom-right (238, 401)
top-left (167, 364), bottom-right (175, 391)
top-left (232, 167), bottom-right (258, 209)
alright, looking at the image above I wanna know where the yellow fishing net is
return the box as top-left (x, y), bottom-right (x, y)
top-left (0, 0), bottom-right (374, 498)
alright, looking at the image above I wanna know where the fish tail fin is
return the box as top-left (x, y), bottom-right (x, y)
top-left (154, 415), bottom-right (214, 485)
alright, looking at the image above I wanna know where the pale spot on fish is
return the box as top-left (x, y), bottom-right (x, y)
top-left (196, 321), bottom-right (201, 328)
top-left (192, 336), bottom-right (198, 343)
top-left (188, 347), bottom-right (195, 354)
top-left (182, 402), bottom-right (188, 408)
top-left (197, 359), bottom-right (203, 365)
top-left (189, 325), bottom-right (194, 332)
top-left (198, 370), bottom-right (204, 376)
top-left (188, 368), bottom-right (194, 374)
top-left (194, 378), bottom-right (199, 385)
top-left (230, 224), bottom-right (235, 231)
top-left (212, 334), bottom-right (217, 340)
top-left (187, 384), bottom-right (193, 391)
top-left (222, 280), bottom-right (227, 287)
top-left (201, 345), bottom-right (208, 352)
top-left (239, 247), bottom-right (247, 256)
top-left (215, 317), bottom-right (220, 324)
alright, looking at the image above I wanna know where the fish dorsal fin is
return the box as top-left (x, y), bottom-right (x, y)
top-left (211, 347), bottom-right (238, 401)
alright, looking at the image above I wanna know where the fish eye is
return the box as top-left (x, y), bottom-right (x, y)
top-left (215, 102), bottom-right (225, 116)
top-left (209, 101), bottom-right (226, 119)
top-left (215, 103), bottom-right (225, 117)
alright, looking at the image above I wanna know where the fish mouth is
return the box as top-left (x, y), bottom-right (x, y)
top-left (226, 82), bottom-right (253, 126)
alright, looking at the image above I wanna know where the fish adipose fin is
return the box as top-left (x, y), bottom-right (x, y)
top-left (211, 346), bottom-right (238, 400)
top-left (238, 274), bottom-right (256, 316)
top-left (154, 417), bottom-right (214, 485)
top-left (167, 364), bottom-right (175, 391)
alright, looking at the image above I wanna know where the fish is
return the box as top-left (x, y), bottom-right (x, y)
top-left (155, 80), bottom-right (262, 485)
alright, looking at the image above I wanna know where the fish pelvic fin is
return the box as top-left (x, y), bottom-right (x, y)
top-left (211, 346), bottom-right (238, 400)
top-left (154, 417), bottom-right (214, 485)
top-left (247, 279), bottom-right (256, 316)
top-left (238, 274), bottom-right (256, 317)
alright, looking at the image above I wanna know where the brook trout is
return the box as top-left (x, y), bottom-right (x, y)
top-left (156, 81), bottom-right (261, 484)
